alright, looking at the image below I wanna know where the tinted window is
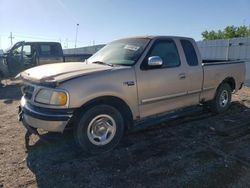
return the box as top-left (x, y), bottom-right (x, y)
top-left (39, 44), bottom-right (61, 56)
top-left (51, 44), bottom-right (62, 56)
top-left (181, 40), bottom-right (198, 66)
top-left (40, 45), bottom-right (51, 55)
top-left (148, 40), bottom-right (180, 68)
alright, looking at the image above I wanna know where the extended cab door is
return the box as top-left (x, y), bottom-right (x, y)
top-left (179, 39), bottom-right (203, 105)
top-left (136, 38), bottom-right (190, 118)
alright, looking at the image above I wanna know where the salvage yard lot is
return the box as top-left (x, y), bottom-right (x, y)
top-left (1, 80), bottom-right (250, 188)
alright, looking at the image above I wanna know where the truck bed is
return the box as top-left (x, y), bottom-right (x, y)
top-left (200, 59), bottom-right (245, 102)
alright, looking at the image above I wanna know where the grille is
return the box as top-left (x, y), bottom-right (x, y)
top-left (22, 85), bottom-right (35, 100)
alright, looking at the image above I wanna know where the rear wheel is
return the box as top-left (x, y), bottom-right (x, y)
top-left (210, 83), bottom-right (232, 113)
top-left (74, 104), bottom-right (125, 154)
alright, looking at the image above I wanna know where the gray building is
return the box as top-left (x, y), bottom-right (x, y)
top-left (63, 44), bottom-right (105, 55)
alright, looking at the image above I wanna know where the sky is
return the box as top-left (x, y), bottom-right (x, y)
top-left (0, 0), bottom-right (250, 49)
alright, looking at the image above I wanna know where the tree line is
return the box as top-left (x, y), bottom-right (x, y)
top-left (202, 25), bottom-right (250, 40)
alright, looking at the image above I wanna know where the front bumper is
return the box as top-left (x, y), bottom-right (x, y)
top-left (19, 98), bottom-right (73, 132)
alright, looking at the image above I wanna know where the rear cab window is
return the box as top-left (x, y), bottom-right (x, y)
top-left (39, 43), bottom-right (62, 57)
top-left (180, 39), bottom-right (198, 66)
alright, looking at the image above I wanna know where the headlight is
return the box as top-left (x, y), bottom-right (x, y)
top-left (35, 89), bottom-right (68, 106)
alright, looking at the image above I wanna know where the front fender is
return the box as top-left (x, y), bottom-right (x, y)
top-left (59, 67), bottom-right (139, 119)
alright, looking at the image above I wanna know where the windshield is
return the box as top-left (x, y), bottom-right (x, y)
top-left (87, 38), bottom-right (150, 66)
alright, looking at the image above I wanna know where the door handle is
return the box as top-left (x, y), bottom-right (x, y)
top-left (179, 73), bottom-right (186, 79)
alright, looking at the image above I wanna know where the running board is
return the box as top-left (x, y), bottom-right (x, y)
top-left (134, 106), bottom-right (205, 130)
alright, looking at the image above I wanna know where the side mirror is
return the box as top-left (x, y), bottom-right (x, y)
top-left (148, 56), bottom-right (163, 67)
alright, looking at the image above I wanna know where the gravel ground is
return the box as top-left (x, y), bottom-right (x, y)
top-left (0, 80), bottom-right (250, 188)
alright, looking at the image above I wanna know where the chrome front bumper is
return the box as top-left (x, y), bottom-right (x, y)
top-left (19, 99), bottom-right (73, 133)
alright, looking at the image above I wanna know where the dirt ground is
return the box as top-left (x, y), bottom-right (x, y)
top-left (1, 80), bottom-right (250, 188)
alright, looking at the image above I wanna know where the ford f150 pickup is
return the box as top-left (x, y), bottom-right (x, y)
top-left (18, 36), bottom-right (245, 154)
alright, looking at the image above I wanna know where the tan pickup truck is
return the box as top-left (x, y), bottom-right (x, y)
top-left (19, 36), bottom-right (245, 153)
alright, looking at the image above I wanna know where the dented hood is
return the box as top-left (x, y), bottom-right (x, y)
top-left (20, 62), bottom-right (113, 85)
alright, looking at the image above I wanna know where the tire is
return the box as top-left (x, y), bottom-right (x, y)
top-left (210, 83), bottom-right (232, 114)
top-left (74, 104), bottom-right (125, 154)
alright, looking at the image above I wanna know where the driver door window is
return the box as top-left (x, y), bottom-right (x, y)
top-left (147, 40), bottom-right (180, 68)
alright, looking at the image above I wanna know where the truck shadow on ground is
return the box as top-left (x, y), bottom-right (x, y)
top-left (25, 102), bottom-right (250, 188)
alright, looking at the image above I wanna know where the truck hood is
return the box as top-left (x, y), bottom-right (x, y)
top-left (20, 62), bottom-right (114, 85)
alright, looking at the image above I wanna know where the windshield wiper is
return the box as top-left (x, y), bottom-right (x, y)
top-left (92, 61), bottom-right (114, 67)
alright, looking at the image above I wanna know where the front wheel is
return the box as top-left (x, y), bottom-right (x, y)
top-left (210, 83), bottom-right (232, 113)
top-left (74, 104), bottom-right (125, 154)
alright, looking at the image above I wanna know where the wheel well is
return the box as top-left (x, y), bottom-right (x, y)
top-left (222, 77), bottom-right (236, 91)
top-left (73, 96), bottom-right (134, 130)
top-left (211, 77), bottom-right (236, 101)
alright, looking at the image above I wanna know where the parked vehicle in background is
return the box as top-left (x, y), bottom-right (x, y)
top-left (0, 41), bottom-right (92, 79)
top-left (18, 36), bottom-right (245, 154)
